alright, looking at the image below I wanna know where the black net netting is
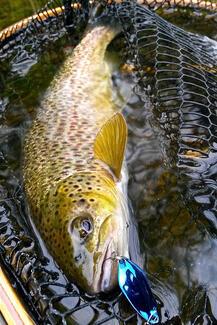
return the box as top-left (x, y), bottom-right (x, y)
top-left (0, 0), bottom-right (217, 324)
top-left (113, 1), bottom-right (217, 231)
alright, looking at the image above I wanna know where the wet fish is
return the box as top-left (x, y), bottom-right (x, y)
top-left (23, 24), bottom-right (138, 294)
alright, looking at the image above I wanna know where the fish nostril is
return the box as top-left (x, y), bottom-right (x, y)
top-left (75, 253), bottom-right (82, 262)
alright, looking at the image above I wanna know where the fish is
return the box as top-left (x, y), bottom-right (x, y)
top-left (23, 23), bottom-right (141, 294)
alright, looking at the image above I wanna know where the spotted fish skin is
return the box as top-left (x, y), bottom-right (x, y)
top-left (23, 25), bottom-right (133, 294)
top-left (24, 25), bottom-right (118, 203)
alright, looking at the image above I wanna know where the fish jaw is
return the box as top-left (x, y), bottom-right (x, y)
top-left (90, 203), bottom-right (129, 295)
top-left (92, 237), bottom-right (119, 294)
top-left (73, 235), bottom-right (119, 295)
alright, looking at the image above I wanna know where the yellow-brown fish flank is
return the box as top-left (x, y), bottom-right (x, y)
top-left (24, 24), bottom-right (131, 294)
top-left (24, 25), bottom-right (119, 210)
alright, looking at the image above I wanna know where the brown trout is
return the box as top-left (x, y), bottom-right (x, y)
top-left (23, 24), bottom-right (139, 294)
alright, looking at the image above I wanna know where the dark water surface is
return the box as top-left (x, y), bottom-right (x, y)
top-left (0, 1), bottom-right (217, 324)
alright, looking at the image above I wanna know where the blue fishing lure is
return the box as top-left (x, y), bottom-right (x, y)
top-left (118, 258), bottom-right (159, 324)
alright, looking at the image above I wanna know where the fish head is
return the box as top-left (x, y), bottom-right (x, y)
top-left (48, 172), bottom-right (130, 295)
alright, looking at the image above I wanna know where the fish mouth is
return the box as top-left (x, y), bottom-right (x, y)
top-left (92, 238), bottom-right (118, 294)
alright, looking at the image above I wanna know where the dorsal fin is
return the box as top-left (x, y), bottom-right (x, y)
top-left (94, 113), bottom-right (127, 180)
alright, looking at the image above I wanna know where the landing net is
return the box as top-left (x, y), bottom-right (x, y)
top-left (0, 0), bottom-right (217, 324)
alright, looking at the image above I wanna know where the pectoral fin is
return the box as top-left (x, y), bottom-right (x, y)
top-left (94, 113), bottom-right (127, 179)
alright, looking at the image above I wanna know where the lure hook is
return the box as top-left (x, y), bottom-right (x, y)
top-left (104, 251), bottom-right (125, 262)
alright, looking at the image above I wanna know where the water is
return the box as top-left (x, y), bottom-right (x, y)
top-left (0, 1), bottom-right (217, 324)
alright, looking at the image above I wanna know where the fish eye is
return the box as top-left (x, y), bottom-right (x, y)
top-left (81, 219), bottom-right (92, 234)
top-left (70, 215), bottom-right (93, 239)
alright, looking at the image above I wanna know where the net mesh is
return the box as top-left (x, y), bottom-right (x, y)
top-left (113, 0), bottom-right (217, 233)
top-left (0, 0), bottom-right (217, 324)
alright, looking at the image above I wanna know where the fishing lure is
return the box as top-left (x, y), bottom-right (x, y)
top-left (117, 257), bottom-right (159, 324)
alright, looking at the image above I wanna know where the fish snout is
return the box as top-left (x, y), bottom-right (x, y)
top-left (92, 239), bottom-right (119, 294)
top-left (100, 251), bottom-right (118, 293)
